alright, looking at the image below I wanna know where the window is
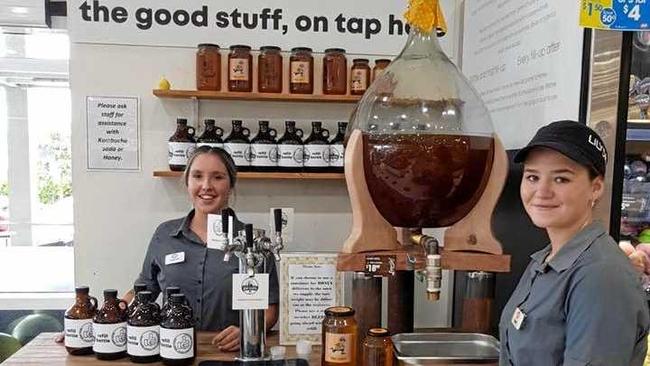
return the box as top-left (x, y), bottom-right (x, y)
top-left (0, 29), bottom-right (73, 298)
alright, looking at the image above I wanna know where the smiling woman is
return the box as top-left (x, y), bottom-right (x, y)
top-left (499, 121), bottom-right (650, 366)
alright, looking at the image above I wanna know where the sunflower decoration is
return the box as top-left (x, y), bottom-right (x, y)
top-left (404, 0), bottom-right (447, 37)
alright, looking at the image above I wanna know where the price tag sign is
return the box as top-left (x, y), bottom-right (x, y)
top-left (580, 0), bottom-right (650, 31)
top-left (232, 274), bottom-right (269, 310)
top-left (364, 255), bottom-right (396, 277)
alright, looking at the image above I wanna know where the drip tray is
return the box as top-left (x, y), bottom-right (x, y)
top-left (392, 333), bottom-right (500, 365)
top-left (199, 360), bottom-right (309, 366)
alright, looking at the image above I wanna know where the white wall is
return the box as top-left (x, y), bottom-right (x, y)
top-left (70, 0), bottom-right (462, 327)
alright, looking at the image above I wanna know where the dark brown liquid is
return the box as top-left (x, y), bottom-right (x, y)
top-left (64, 290), bottom-right (97, 356)
top-left (94, 294), bottom-right (128, 360)
top-left (128, 292), bottom-right (161, 364)
top-left (363, 133), bottom-right (494, 228)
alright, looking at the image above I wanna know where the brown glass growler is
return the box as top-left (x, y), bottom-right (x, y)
top-left (127, 283), bottom-right (148, 318)
top-left (328, 122), bottom-right (347, 173)
top-left (197, 119), bottom-right (224, 149)
top-left (64, 286), bottom-right (98, 355)
top-left (250, 120), bottom-right (278, 172)
top-left (277, 121), bottom-right (304, 173)
top-left (303, 121), bottom-right (330, 173)
top-left (361, 328), bottom-right (393, 366)
top-left (160, 287), bottom-right (181, 319)
top-left (168, 118), bottom-right (197, 172)
top-left (223, 120), bottom-right (251, 172)
top-left (93, 289), bottom-right (128, 360)
top-left (160, 294), bottom-right (196, 366)
top-left (127, 291), bottom-right (162, 363)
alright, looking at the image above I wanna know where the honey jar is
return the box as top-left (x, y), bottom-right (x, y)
top-left (289, 47), bottom-right (314, 94)
top-left (321, 306), bottom-right (357, 366)
top-left (228, 45), bottom-right (252, 92)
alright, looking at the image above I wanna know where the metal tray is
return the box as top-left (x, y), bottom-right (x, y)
top-left (392, 333), bottom-right (500, 365)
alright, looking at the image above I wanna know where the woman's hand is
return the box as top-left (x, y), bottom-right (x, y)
top-left (54, 332), bottom-right (64, 344)
top-left (211, 326), bottom-right (240, 352)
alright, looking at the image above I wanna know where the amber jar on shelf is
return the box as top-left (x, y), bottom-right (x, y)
top-left (373, 59), bottom-right (391, 82)
top-left (322, 306), bottom-right (357, 366)
top-left (361, 328), bottom-right (394, 366)
top-left (323, 48), bottom-right (347, 95)
top-left (289, 47), bottom-right (314, 94)
top-left (258, 46), bottom-right (283, 93)
top-left (196, 44), bottom-right (221, 91)
top-left (228, 45), bottom-right (253, 92)
top-left (351, 58), bottom-right (371, 95)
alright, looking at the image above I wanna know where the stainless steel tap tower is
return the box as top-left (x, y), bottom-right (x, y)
top-left (222, 208), bottom-right (284, 362)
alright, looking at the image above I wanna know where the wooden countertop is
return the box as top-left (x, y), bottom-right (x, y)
top-left (3, 332), bottom-right (321, 365)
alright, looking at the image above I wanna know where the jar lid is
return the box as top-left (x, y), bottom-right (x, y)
top-left (291, 47), bottom-right (313, 53)
top-left (165, 286), bottom-right (181, 295)
top-left (198, 43), bottom-right (219, 48)
top-left (368, 328), bottom-right (390, 337)
top-left (136, 291), bottom-right (152, 302)
top-left (103, 289), bottom-right (118, 298)
top-left (177, 118), bottom-right (188, 124)
top-left (261, 46), bottom-right (281, 51)
top-left (375, 58), bottom-right (391, 63)
top-left (75, 286), bottom-right (90, 294)
top-left (324, 306), bottom-right (355, 317)
top-left (353, 58), bottom-right (370, 63)
top-left (204, 119), bottom-right (216, 124)
top-left (134, 283), bottom-right (147, 293)
top-left (230, 44), bottom-right (252, 50)
top-left (324, 48), bottom-right (346, 53)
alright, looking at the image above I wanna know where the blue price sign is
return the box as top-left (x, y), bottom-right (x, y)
top-left (581, 0), bottom-right (650, 30)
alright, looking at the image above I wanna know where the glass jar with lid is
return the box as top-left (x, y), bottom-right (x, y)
top-left (196, 44), bottom-right (221, 91)
top-left (323, 48), bottom-right (347, 95)
top-left (289, 47), bottom-right (314, 94)
top-left (350, 58), bottom-right (371, 95)
top-left (361, 328), bottom-right (393, 366)
top-left (321, 306), bottom-right (357, 366)
top-left (228, 45), bottom-right (253, 92)
top-left (258, 46), bottom-right (283, 93)
top-left (372, 59), bottom-right (391, 82)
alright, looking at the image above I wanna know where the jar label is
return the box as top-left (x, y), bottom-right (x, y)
top-left (351, 69), bottom-right (368, 91)
top-left (303, 145), bottom-right (330, 167)
top-left (127, 325), bottom-right (160, 357)
top-left (64, 318), bottom-right (95, 348)
top-left (160, 328), bottom-right (194, 360)
top-left (93, 322), bottom-right (127, 353)
top-left (168, 142), bottom-right (197, 166)
top-left (224, 143), bottom-right (251, 167)
top-left (229, 58), bottom-right (249, 81)
top-left (291, 61), bottom-right (311, 84)
top-left (325, 332), bottom-right (353, 363)
top-left (278, 145), bottom-right (304, 167)
top-left (197, 142), bottom-right (224, 150)
top-left (329, 144), bottom-right (345, 167)
top-left (250, 144), bottom-right (279, 167)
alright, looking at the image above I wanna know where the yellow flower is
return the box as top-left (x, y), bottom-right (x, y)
top-left (404, 0), bottom-right (447, 36)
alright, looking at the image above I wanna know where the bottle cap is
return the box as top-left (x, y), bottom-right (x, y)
top-left (103, 289), bottom-right (118, 299)
top-left (368, 328), bottom-right (390, 337)
top-left (324, 306), bottom-right (355, 317)
top-left (75, 286), bottom-right (90, 294)
top-left (133, 283), bottom-right (147, 293)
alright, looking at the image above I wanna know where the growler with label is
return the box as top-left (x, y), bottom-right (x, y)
top-left (93, 289), bottom-right (128, 360)
top-left (127, 291), bottom-right (161, 364)
top-left (128, 283), bottom-right (148, 318)
top-left (250, 120), bottom-right (278, 172)
top-left (197, 119), bottom-right (224, 149)
top-left (160, 286), bottom-right (181, 319)
top-left (168, 118), bottom-right (197, 172)
top-left (322, 306), bottom-right (357, 366)
top-left (160, 293), bottom-right (196, 366)
top-left (223, 120), bottom-right (251, 172)
top-left (64, 286), bottom-right (98, 356)
top-left (328, 122), bottom-right (347, 173)
top-left (303, 121), bottom-right (330, 173)
top-left (277, 121), bottom-right (304, 173)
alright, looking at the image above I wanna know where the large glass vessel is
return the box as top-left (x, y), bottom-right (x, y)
top-left (350, 1), bottom-right (496, 228)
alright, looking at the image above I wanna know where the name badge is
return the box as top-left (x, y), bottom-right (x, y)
top-left (165, 252), bottom-right (185, 265)
top-left (511, 307), bottom-right (526, 330)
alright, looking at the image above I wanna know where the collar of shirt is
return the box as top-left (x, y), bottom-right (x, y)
top-left (529, 221), bottom-right (607, 273)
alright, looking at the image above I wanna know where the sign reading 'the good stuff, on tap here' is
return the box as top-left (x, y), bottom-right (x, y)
top-left (580, 0), bottom-right (650, 30)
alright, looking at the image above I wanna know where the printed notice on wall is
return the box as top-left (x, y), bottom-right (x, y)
top-left (462, 1), bottom-right (583, 149)
top-left (279, 253), bottom-right (343, 345)
top-left (86, 96), bottom-right (140, 171)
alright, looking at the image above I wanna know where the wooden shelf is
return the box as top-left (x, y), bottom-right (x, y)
top-left (153, 89), bottom-right (362, 104)
top-left (153, 170), bottom-right (345, 180)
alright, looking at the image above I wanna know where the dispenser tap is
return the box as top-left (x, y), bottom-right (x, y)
top-left (411, 233), bottom-right (441, 301)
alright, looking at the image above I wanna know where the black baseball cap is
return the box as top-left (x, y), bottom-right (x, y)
top-left (514, 120), bottom-right (608, 176)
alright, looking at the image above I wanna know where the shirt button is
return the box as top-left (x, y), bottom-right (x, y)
top-left (198, 280), bottom-right (202, 284)
top-left (197, 299), bottom-right (201, 303)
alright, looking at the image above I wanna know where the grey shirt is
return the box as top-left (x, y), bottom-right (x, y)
top-left (499, 222), bottom-right (649, 366)
top-left (135, 209), bottom-right (280, 331)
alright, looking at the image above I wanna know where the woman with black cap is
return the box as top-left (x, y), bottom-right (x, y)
top-left (499, 120), bottom-right (649, 365)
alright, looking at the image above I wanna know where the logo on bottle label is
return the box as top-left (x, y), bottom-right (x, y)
top-left (65, 318), bottom-right (95, 348)
top-left (160, 328), bottom-right (194, 360)
top-left (325, 332), bottom-right (352, 363)
top-left (351, 69), bottom-right (368, 91)
top-left (93, 322), bottom-right (128, 353)
top-left (304, 145), bottom-right (330, 167)
top-left (329, 144), bottom-right (344, 167)
top-left (241, 277), bottom-right (259, 295)
top-left (250, 144), bottom-right (279, 167)
top-left (278, 145), bottom-right (304, 167)
top-left (224, 143), bottom-right (251, 166)
top-left (229, 58), bottom-right (249, 81)
top-left (168, 142), bottom-right (196, 165)
top-left (291, 61), bottom-right (310, 84)
top-left (127, 325), bottom-right (160, 356)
